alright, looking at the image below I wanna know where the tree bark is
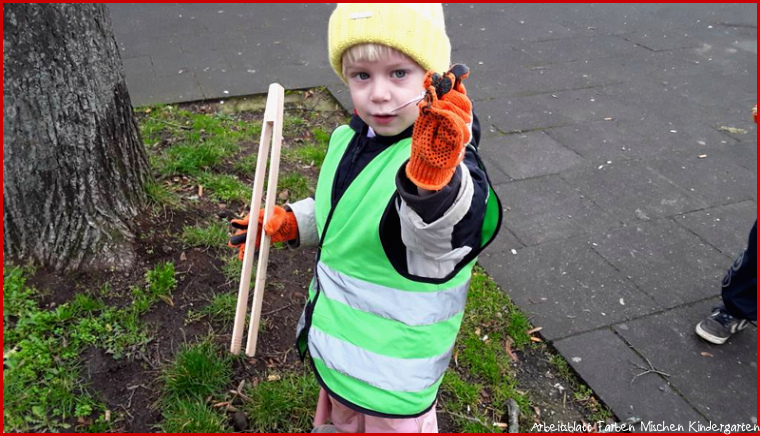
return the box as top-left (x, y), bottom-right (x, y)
top-left (3, 4), bottom-right (151, 272)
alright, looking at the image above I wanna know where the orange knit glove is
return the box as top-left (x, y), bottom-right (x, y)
top-left (227, 206), bottom-right (298, 260)
top-left (408, 64), bottom-right (473, 191)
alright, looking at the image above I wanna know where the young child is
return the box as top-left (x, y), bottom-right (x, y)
top-left (229, 4), bottom-right (502, 432)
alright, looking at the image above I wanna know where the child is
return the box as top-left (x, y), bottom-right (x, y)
top-left (695, 104), bottom-right (757, 345)
top-left (230, 4), bottom-right (502, 432)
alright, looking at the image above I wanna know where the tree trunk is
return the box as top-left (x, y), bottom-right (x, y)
top-left (3, 4), bottom-right (151, 272)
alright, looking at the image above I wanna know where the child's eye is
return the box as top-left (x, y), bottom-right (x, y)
top-left (392, 70), bottom-right (408, 79)
top-left (351, 72), bottom-right (370, 81)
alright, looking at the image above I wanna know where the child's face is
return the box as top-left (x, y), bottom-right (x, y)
top-left (345, 51), bottom-right (426, 137)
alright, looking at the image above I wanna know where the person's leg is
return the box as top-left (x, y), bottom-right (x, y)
top-left (696, 221), bottom-right (757, 345)
top-left (722, 221), bottom-right (757, 321)
top-left (363, 404), bottom-right (438, 433)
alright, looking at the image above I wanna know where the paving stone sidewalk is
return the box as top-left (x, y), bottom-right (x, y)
top-left (110, 4), bottom-right (757, 430)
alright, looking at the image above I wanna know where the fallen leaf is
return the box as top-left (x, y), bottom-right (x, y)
top-left (158, 295), bottom-right (174, 307)
top-left (718, 126), bottom-right (747, 135)
top-left (454, 349), bottom-right (459, 367)
top-left (267, 374), bottom-right (281, 382)
top-left (701, 352), bottom-right (714, 358)
top-left (198, 185), bottom-right (204, 197)
top-left (504, 336), bottom-right (519, 362)
top-left (180, 252), bottom-right (187, 262)
top-left (526, 327), bottom-right (543, 335)
top-left (530, 336), bottom-right (543, 343)
top-left (475, 327), bottom-right (481, 336)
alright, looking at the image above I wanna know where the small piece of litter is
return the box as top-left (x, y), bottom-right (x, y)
top-left (698, 154), bottom-right (707, 159)
top-left (511, 249), bottom-right (518, 255)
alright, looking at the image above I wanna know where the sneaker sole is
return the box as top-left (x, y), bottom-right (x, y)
top-left (695, 323), bottom-right (729, 345)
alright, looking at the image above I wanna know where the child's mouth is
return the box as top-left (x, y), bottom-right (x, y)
top-left (372, 114), bottom-right (396, 125)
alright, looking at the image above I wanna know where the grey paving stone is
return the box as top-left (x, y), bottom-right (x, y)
top-left (541, 87), bottom-right (644, 124)
top-left (544, 120), bottom-right (713, 164)
top-left (326, 84), bottom-right (352, 113)
top-left (645, 151), bottom-right (756, 208)
top-left (122, 56), bottom-right (154, 78)
top-left (476, 97), bottom-right (574, 135)
top-left (478, 225), bottom-right (524, 260)
top-left (615, 299), bottom-right (757, 425)
top-left (445, 5), bottom-right (580, 50)
top-left (479, 131), bottom-right (585, 180)
top-left (619, 30), bottom-right (703, 52)
top-left (561, 159), bottom-right (708, 223)
top-left (177, 31), bottom-right (253, 54)
top-left (493, 176), bottom-right (618, 246)
top-left (479, 236), bottom-right (657, 341)
top-left (513, 35), bottom-right (647, 66)
top-left (115, 35), bottom-right (185, 59)
top-left (554, 329), bottom-right (704, 428)
top-left (677, 201), bottom-right (757, 259)
top-left (125, 72), bottom-right (204, 107)
top-left (151, 50), bottom-right (231, 78)
top-left (589, 219), bottom-right (731, 309)
top-left (196, 66), bottom-right (335, 101)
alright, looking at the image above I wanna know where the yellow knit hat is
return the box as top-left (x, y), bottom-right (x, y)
top-left (328, 3), bottom-right (451, 83)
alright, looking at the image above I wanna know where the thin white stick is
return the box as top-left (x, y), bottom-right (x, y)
top-left (245, 83), bottom-right (285, 357)
top-left (230, 83), bottom-right (284, 355)
top-left (390, 91), bottom-right (425, 113)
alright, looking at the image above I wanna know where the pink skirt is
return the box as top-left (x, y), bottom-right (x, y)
top-left (313, 388), bottom-right (439, 433)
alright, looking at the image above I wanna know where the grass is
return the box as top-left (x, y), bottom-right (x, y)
top-left (161, 340), bottom-right (233, 401)
top-left (279, 172), bottom-right (312, 200)
top-left (159, 398), bottom-right (232, 433)
top-left (3, 263), bottom-right (177, 432)
top-left (242, 371), bottom-right (320, 433)
top-left (180, 220), bottom-right (230, 249)
top-left (145, 180), bottom-right (182, 210)
top-left (158, 340), bottom-right (234, 432)
top-left (197, 172), bottom-right (250, 203)
top-left (221, 255), bottom-right (245, 283)
top-left (437, 266), bottom-right (535, 431)
top-left (199, 292), bottom-right (239, 328)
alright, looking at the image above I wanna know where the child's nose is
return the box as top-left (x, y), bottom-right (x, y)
top-left (370, 81), bottom-right (392, 103)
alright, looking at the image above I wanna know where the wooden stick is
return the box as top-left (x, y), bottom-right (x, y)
top-left (245, 83), bottom-right (285, 357)
top-left (230, 83), bottom-right (285, 356)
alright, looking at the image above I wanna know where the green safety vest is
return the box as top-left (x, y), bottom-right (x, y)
top-left (297, 125), bottom-right (502, 417)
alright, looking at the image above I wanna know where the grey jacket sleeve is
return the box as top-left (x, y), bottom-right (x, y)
top-left (286, 197), bottom-right (318, 248)
top-left (396, 162), bottom-right (475, 279)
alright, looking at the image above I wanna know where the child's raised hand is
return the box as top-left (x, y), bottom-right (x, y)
top-left (408, 64), bottom-right (473, 191)
top-left (228, 206), bottom-right (298, 260)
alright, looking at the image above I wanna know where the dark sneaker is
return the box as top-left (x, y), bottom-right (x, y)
top-left (695, 307), bottom-right (749, 345)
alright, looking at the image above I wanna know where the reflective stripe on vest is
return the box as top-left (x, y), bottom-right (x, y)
top-left (308, 326), bottom-right (453, 392)
top-left (316, 261), bottom-right (468, 326)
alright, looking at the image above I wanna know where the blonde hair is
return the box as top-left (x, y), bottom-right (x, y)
top-left (341, 43), bottom-right (413, 78)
